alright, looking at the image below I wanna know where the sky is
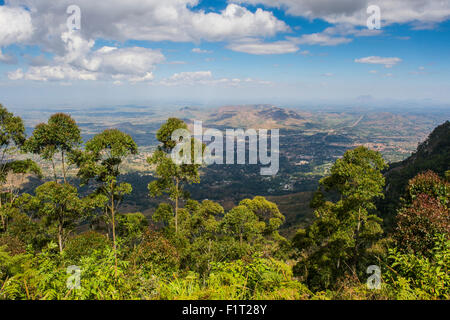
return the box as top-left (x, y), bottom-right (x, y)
top-left (0, 0), bottom-right (450, 109)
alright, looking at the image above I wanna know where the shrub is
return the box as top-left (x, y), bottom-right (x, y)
top-left (64, 231), bottom-right (110, 263)
top-left (130, 230), bottom-right (179, 277)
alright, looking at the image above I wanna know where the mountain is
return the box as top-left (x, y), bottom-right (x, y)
top-left (378, 121), bottom-right (450, 229)
top-left (202, 105), bottom-right (310, 129)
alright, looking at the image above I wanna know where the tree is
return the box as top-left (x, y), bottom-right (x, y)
top-left (221, 205), bottom-right (265, 247)
top-left (116, 212), bottom-right (148, 243)
top-left (293, 146), bottom-right (387, 290)
top-left (394, 171), bottom-right (449, 256)
top-left (26, 113), bottom-right (81, 183)
top-left (181, 200), bottom-right (224, 276)
top-left (34, 182), bottom-right (85, 253)
top-left (148, 118), bottom-right (202, 234)
top-left (239, 196), bottom-right (285, 239)
top-left (0, 105), bottom-right (41, 231)
top-left (74, 129), bottom-right (138, 273)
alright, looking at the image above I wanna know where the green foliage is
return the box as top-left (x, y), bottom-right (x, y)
top-left (74, 128), bottom-right (138, 272)
top-left (63, 231), bottom-right (110, 263)
top-left (406, 170), bottom-right (449, 206)
top-left (380, 121), bottom-right (450, 230)
top-left (385, 234), bottom-right (450, 299)
top-left (34, 182), bottom-right (86, 253)
top-left (159, 257), bottom-right (310, 300)
top-left (148, 118), bottom-right (203, 234)
top-left (75, 129), bottom-right (138, 184)
top-left (25, 113), bottom-right (81, 183)
top-left (130, 229), bottom-right (179, 277)
top-left (1, 110), bottom-right (448, 301)
top-left (393, 170), bottom-right (449, 256)
top-left (293, 146), bottom-right (387, 290)
top-left (116, 212), bottom-right (148, 243)
top-left (0, 234), bottom-right (26, 256)
top-left (0, 105), bottom-right (41, 232)
top-left (239, 196), bottom-right (286, 239)
top-left (221, 205), bottom-right (265, 247)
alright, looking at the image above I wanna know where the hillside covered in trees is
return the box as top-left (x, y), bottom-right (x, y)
top-left (378, 121), bottom-right (450, 229)
top-left (0, 104), bottom-right (449, 300)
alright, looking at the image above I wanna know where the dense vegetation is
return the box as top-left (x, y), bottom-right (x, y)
top-left (378, 121), bottom-right (450, 230)
top-left (0, 104), bottom-right (448, 300)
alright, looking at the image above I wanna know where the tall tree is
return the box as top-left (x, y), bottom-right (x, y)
top-left (148, 118), bottom-right (202, 234)
top-left (74, 129), bottom-right (138, 273)
top-left (0, 104), bottom-right (41, 231)
top-left (26, 113), bottom-right (81, 183)
top-left (293, 146), bottom-right (387, 290)
top-left (34, 182), bottom-right (84, 253)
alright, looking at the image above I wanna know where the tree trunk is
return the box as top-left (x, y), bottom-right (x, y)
top-left (61, 151), bottom-right (67, 184)
top-left (0, 197), bottom-right (4, 231)
top-left (353, 207), bottom-right (362, 274)
top-left (51, 158), bottom-right (58, 183)
top-left (175, 179), bottom-right (179, 234)
top-left (58, 223), bottom-right (63, 254)
top-left (110, 184), bottom-right (118, 277)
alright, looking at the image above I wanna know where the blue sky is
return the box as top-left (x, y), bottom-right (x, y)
top-left (0, 0), bottom-right (450, 108)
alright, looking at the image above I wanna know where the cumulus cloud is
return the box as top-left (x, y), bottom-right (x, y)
top-left (8, 31), bottom-right (165, 82)
top-left (355, 56), bottom-right (402, 68)
top-left (227, 38), bottom-right (298, 54)
top-left (231, 0), bottom-right (450, 28)
top-left (5, 0), bottom-right (288, 53)
top-left (0, 6), bottom-right (33, 64)
top-left (0, 6), bottom-right (33, 47)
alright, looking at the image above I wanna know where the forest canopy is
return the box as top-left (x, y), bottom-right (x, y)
top-left (0, 104), bottom-right (448, 300)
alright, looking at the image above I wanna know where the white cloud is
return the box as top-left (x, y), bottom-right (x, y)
top-left (168, 71), bottom-right (213, 82)
top-left (20, 65), bottom-right (97, 81)
top-left (322, 73), bottom-right (334, 77)
top-left (93, 46), bottom-right (165, 76)
top-left (227, 38), bottom-right (299, 54)
top-left (189, 4), bottom-right (289, 41)
top-left (7, 68), bottom-right (24, 80)
top-left (0, 6), bottom-right (33, 47)
top-left (192, 48), bottom-right (213, 54)
top-left (231, 0), bottom-right (450, 28)
top-left (160, 70), bottom-right (272, 86)
top-left (290, 33), bottom-right (352, 46)
top-left (355, 56), bottom-right (402, 68)
top-left (9, 32), bottom-right (165, 82)
top-left (6, 1), bottom-right (288, 52)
